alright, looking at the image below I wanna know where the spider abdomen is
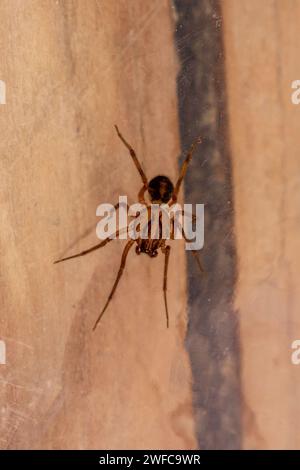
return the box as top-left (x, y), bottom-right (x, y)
top-left (148, 175), bottom-right (174, 204)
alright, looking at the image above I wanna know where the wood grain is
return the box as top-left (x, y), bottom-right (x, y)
top-left (223, 0), bottom-right (300, 449)
top-left (0, 0), bottom-right (196, 449)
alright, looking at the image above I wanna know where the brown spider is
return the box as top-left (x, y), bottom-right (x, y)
top-left (54, 126), bottom-right (203, 330)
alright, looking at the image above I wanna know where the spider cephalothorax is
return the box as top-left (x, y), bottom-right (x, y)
top-left (148, 175), bottom-right (174, 204)
top-left (54, 126), bottom-right (203, 330)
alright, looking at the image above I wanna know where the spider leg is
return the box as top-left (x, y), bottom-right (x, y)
top-left (114, 125), bottom-right (148, 188)
top-left (53, 226), bottom-right (128, 264)
top-left (171, 137), bottom-right (202, 204)
top-left (111, 201), bottom-right (129, 214)
top-left (181, 210), bottom-right (197, 223)
top-left (138, 185), bottom-right (148, 205)
top-left (181, 226), bottom-right (205, 274)
top-left (162, 244), bottom-right (171, 328)
top-left (190, 250), bottom-right (205, 273)
top-left (93, 239), bottom-right (135, 330)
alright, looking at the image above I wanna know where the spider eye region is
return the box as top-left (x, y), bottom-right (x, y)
top-left (148, 175), bottom-right (174, 203)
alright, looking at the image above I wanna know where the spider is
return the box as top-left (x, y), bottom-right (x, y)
top-left (54, 126), bottom-right (203, 330)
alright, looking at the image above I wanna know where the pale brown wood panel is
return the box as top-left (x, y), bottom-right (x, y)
top-left (0, 0), bottom-right (196, 449)
top-left (223, 0), bottom-right (300, 449)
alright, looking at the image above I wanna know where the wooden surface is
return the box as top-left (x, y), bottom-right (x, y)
top-left (0, 0), bottom-right (196, 449)
top-left (2, 0), bottom-right (298, 451)
top-left (174, 0), bottom-right (240, 450)
top-left (223, 0), bottom-right (300, 449)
